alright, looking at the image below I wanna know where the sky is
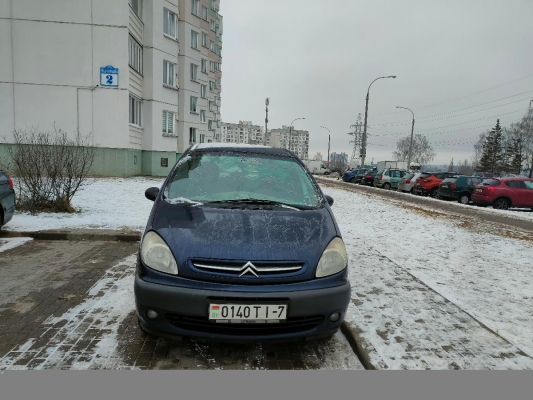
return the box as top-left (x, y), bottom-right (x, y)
top-left (218, 0), bottom-right (533, 165)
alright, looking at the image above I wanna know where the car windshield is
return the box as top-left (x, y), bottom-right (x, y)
top-left (164, 151), bottom-right (323, 208)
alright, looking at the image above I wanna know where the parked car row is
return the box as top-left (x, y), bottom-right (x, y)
top-left (0, 169), bottom-right (16, 230)
top-left (342, 166), bottom-right (533, 210)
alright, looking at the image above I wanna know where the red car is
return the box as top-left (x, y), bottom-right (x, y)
top-left (472, 178), bottom-right (533, 210)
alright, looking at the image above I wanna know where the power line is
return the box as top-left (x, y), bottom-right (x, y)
top-left (376, 73), bottom-right (533, 116)
top-left (369, 109), bottom-right (524, 137)
top-left (370, 91), bottom-right (533, 126)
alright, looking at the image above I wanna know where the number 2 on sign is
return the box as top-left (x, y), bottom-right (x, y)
top-left (106, 75), bottom-right (113, 85)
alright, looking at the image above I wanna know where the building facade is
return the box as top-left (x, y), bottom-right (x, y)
top-left (177, 0), bottom-right (223, 148)
top-left (330, 152), bottom-right (348, 167)
top-left (221, 121), bottom-right (265, 145)
top-left (269, 126), bottom-right (309, 160)
top-left (313, 152), bottom-right (323, 161)
top-left (0, 0), bottom-right (223, 177)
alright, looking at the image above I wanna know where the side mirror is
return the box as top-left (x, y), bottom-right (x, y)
top-left (145, 187), bottom-right (160, 201)
top-left (324, 195), bottom-right (334, 206)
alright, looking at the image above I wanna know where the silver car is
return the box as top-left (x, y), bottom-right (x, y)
top-left (398, 173), bottom-right (421, 194)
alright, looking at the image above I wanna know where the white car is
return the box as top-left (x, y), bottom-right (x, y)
top-left (398, 173), bottom-right (422, 194)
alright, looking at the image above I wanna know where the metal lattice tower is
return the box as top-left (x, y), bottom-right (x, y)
top-left (348, 114), bottom-right (363, 164)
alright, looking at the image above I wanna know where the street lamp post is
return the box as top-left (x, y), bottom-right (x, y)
top-left (396, 106), bottom-right (415, 169)
top-left (264, 98), bottom-right (269, 146)
top-left (361, 75), bottom-right (396, 167)
top-left (289, 117), bottom-right (305, 152)
top-left (320, 126), bottom-right (331, 167)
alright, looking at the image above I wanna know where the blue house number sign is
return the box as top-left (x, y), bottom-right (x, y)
top-left (100, 65), bottom-right (119, 87)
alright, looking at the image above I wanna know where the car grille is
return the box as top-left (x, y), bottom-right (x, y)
top-left (166, 313), bottom-right (324, 336)
top-left (191, 260), bottom-right (304, 277)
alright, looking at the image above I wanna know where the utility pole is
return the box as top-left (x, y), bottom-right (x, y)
top-left (264, 98), bottom-right (269, 146)
top-left (396, 106), bottom-right (415, 169)
top-left (320, 126), bottom-right (331, 168)
top-left (361, 75), bottom-right (396, 167)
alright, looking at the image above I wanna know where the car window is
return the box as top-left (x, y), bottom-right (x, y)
top-left (505, 181), bottom-right (524, 189)
top-left (165, 151), bottom-right (323, 207)
top-left (384, 170), bottom-right (390, 176)
top-left (524, 181), bottom-right (533, 189)
top-left (404, 173), bottom-right (414, 180)
top-left (468, 178), bottom-right (482, 186)
top-left (482, 179), bottom-right (500, 186)
top-left (441, 178), bottom-right (457, 184)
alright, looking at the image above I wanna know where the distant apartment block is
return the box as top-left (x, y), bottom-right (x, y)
top-left (0, 0), bottom-right (223, 177)
top-left (330, 152), bottom-right (348, 166)
top-left (269, 126), bottom-right (309, 160)
top-left (313, 153), bottom-right (323, 161)
top-left (221, 121), bottom-right (266, 145)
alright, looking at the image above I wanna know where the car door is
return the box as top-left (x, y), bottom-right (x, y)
top-left (390, 170), bottom-right (401, 187)
top-left (521, 180), bottom-right (533, 206)
top-left (504, 180), bottom-right (527, 206)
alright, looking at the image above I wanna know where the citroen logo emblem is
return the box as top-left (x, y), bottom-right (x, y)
top-left (239, 261), bottom-right (259, 277)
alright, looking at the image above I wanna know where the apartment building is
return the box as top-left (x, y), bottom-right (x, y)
top-left (313, 153), bottom-right (323, 161)
top-left (178, 0), bottom-right (223, 147)
top-left (330, 152), bottom-right (348, 167)
top-left (0, 0), bottom-right (223, 177)
top-left (221, 121), bottom-right (265, 145)
top-left (269, 126), bottom-right (309, 160)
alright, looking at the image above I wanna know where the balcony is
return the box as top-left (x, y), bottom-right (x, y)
top-left (208, 9), bottom-right (220, 20)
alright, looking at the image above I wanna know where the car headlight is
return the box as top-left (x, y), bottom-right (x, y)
top-left (141, 231), bottom-right (178, 275)
top-left (316, 237), bottom-right (348, 278)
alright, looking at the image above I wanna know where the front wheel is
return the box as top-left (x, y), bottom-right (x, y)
top-left (382, 183), bottom-right (391, 190)
top-left (493, 198), bottom-right (510, 210)
top-left (430, 188), bottom-right (438, 198)
top-left (350, 177), bottom-right (356, 183)
top-left (458, 194), bottom-right (470, 204)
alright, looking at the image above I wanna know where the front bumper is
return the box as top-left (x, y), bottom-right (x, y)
top-left (135, 275), bottom-right (351, 342)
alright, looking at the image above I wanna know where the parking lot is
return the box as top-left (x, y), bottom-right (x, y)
top-left (1, 178), bottom-right (533, 370)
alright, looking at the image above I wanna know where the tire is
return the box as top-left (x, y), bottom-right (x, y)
top-left (458, 193), bottom-right (470, 205)
top-left (410, 188), bottom-right (414, 194)
top-left (493, 197), bottom-right (510, 210)
top-left (430, 188), bottom-right (438, 198)
top-left (382, 183), bottom-right (391, 190)
top-left (350, 177), bottom-right (356, 183)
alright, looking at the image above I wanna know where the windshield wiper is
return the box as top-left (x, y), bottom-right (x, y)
top-left (204, 199), bottom-right (314, 210)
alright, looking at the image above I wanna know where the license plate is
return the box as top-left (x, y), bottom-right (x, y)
top-left (208, 303), bottom-right (288, 323)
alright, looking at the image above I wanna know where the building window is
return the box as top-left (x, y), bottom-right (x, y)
top-left (164, 9), bottom-right (177, 38)
top-left (129, 0), bottom-right (142, 18)
top-left (162, 110), bottom-right (174, 135)
top-left (200, 134), bottom-right (205, 143)
top-left (163, 61), bottom-right (175, 86)
top-left (191, 0), bottom-right (199, 16)
top-left (189, 127), bottom-right (197, 143)
top-left (201, 84), bottom-right (207, 98)
top-left (190, 63), bottom-right (198, 81)
top-left (200, 110), bottom-right (206, 123)
top-left (209, 80), bottom-right (215, 91)
top-left (190, 96), bottom-right (198, 113)
top-left (208, 120), bottom-right (213, 130)
top-left (202, 32), bottom-right (207, 47)
top-left (201, 59), bottom-right (207, 73)
top-left (202, 6), bottom-right (208, 20)
top-left (211, 0), bottom-right (217, 11)
top-left (191, 30), bottom-right (198, 49)
top-left (129, 95), bottom-right (142, 127)
top-left (128, 35), bottom-right (143, 75)
top-left (209, 101), bottom-right (214, 112)
top-left (210, 20), bottom-right (216, 32)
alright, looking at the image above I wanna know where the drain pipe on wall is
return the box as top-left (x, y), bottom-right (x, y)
top-left (77, 85), bottom-right (98, 146)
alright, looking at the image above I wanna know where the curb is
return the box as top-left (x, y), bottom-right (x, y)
top-left (340, 321), bottom-right (377, 370)
top-left (0, 229), bottom-right (141, 242)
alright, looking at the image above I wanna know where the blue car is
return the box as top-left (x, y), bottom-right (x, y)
top-left (135, 144), bottom-right (351, 342)
top-left (0, 170), bottom-right (16, 230)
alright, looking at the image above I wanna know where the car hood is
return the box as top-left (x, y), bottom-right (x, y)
top-left (148, 200), bottom-right (339, 270)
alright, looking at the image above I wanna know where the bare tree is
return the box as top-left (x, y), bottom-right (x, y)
top-left (393, 134), bottom-right (436, 165)
top-left (457, 159), bottom-right (474, 175)
top-left (1, 125), bottom-right (97, 213)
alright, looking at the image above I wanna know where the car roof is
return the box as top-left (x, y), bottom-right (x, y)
top-left (191, 143), bottom-right (294, 156)
top-left (498, 177), bottom-right (533, 181)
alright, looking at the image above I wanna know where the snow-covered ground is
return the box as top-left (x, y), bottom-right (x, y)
top-left (6, 178), bottom-right (165, 232)
top-left (321, 184), bottom-right (533, 369)
top-left (4, 177), bottom-right (533, 369)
